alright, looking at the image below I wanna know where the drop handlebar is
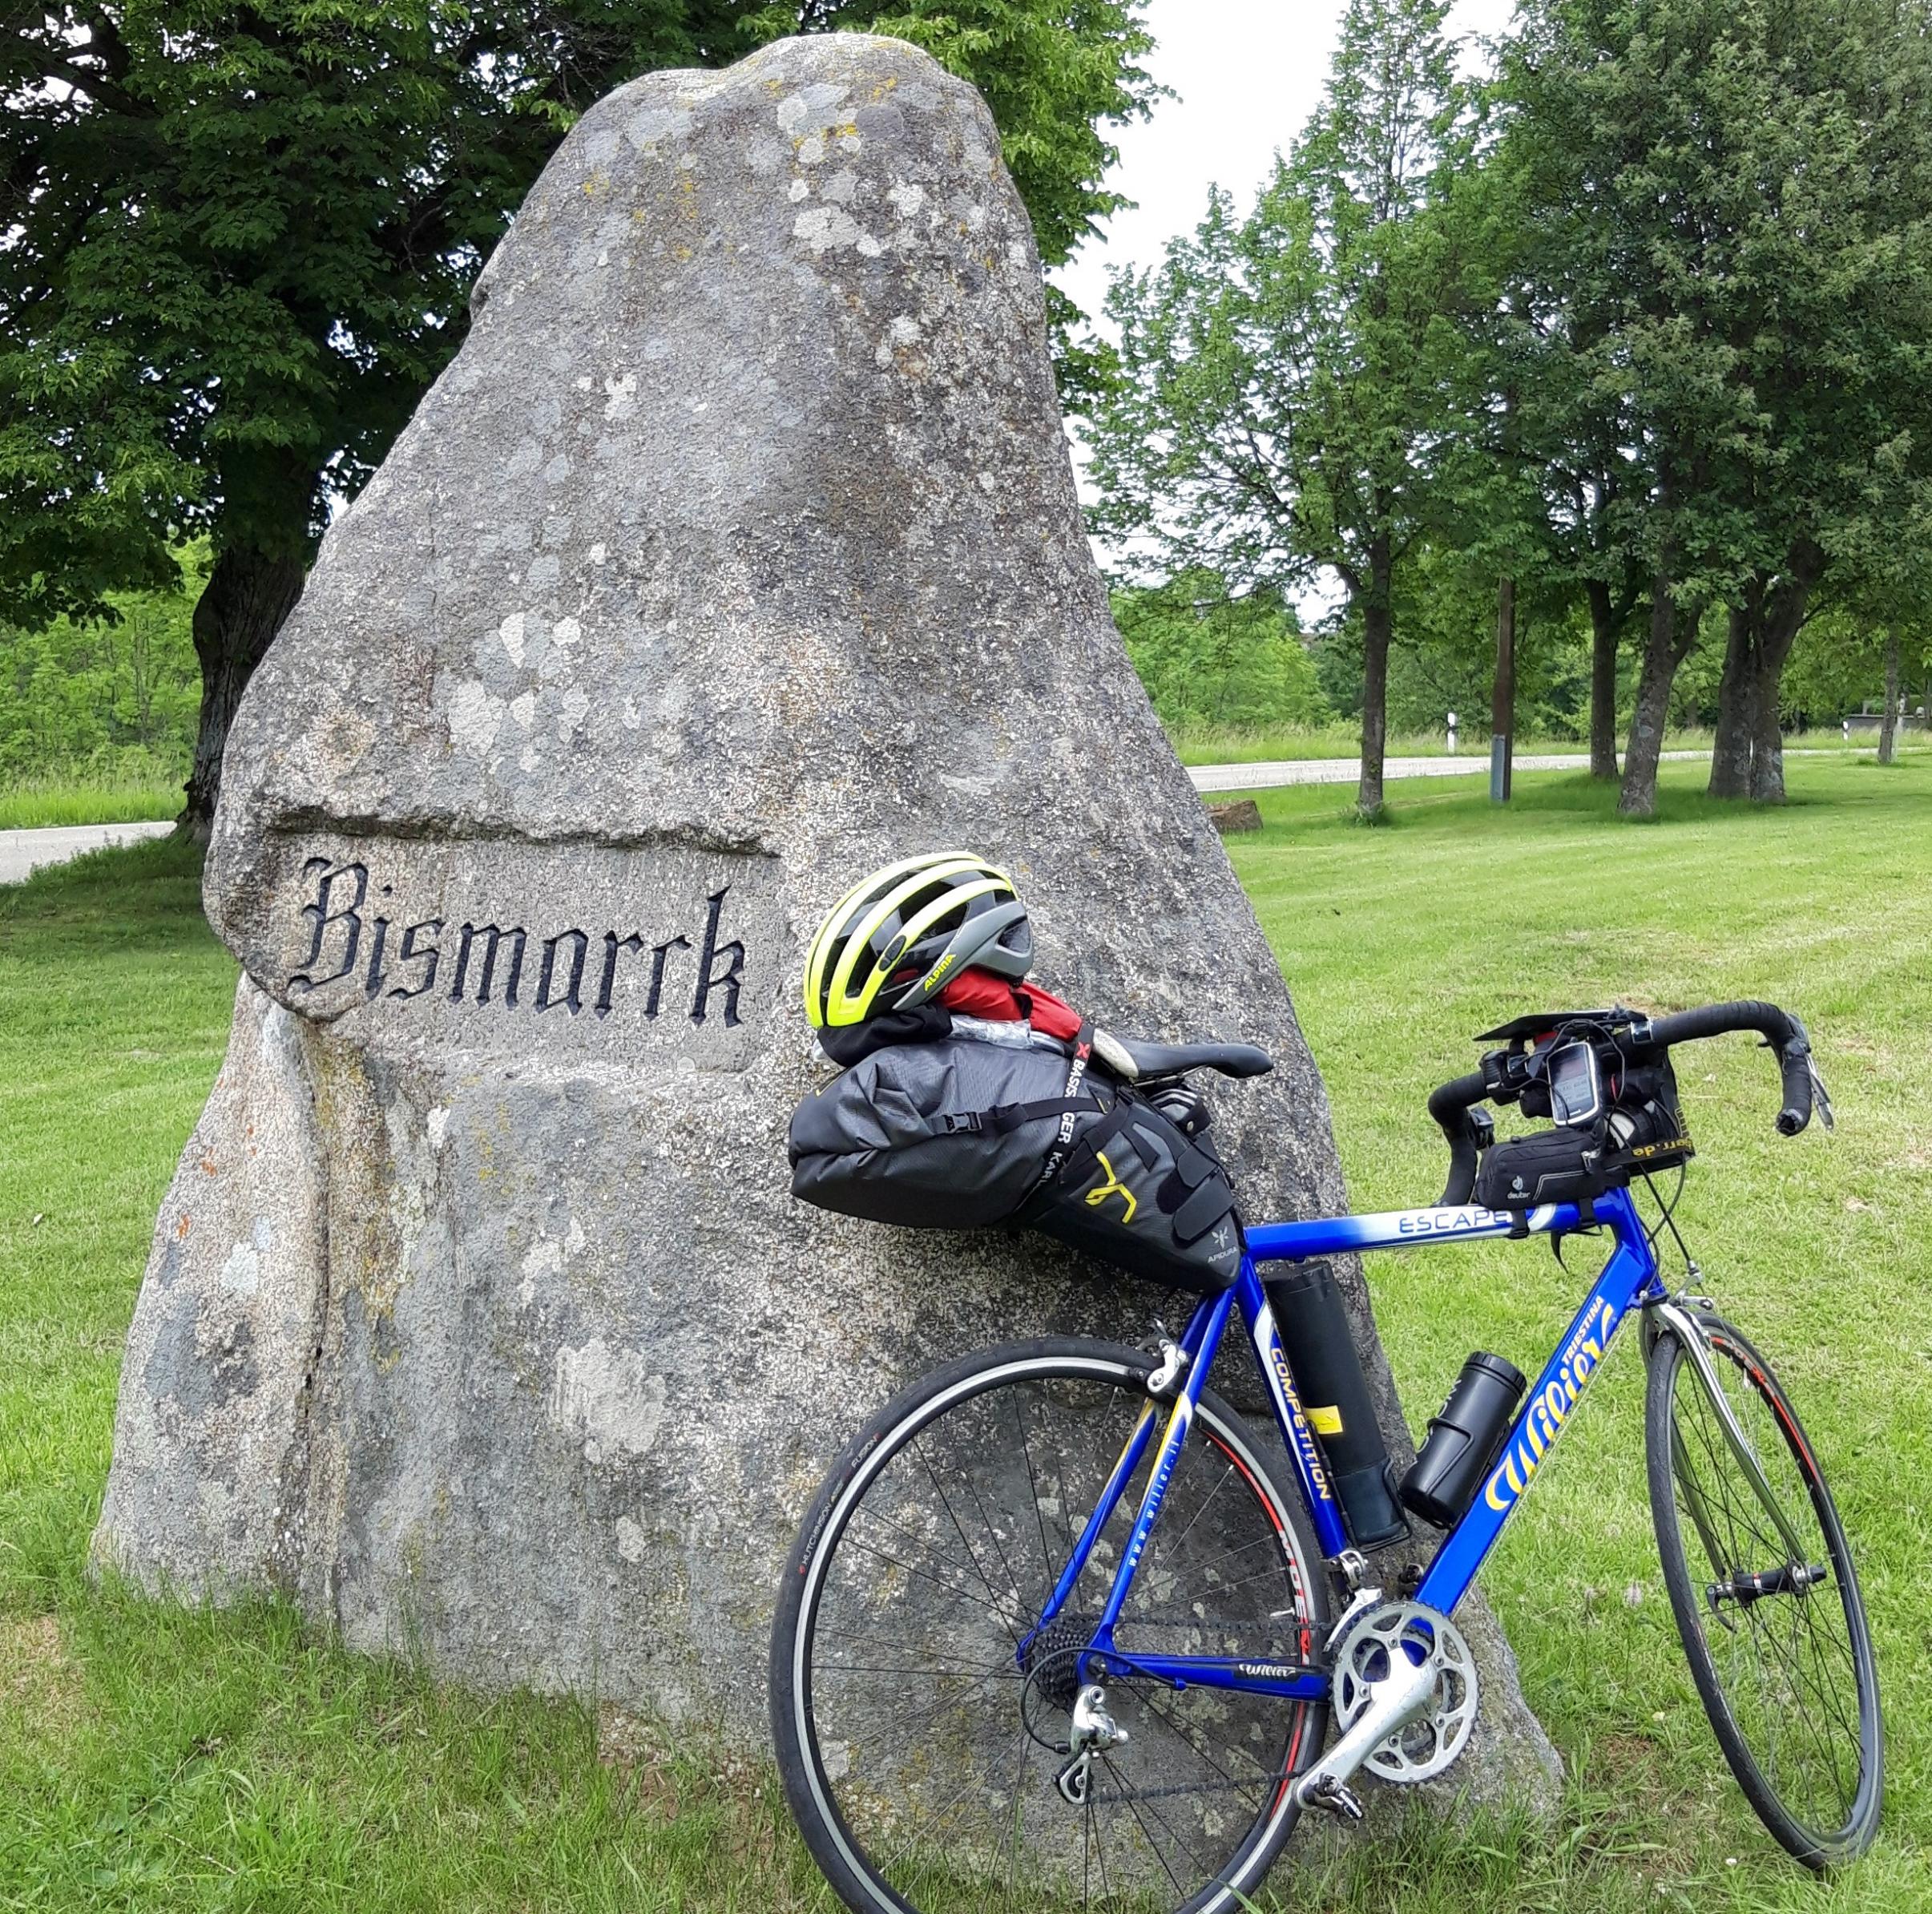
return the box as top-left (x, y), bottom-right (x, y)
top-left (1426, 1002), bottom-right (1825, 1207)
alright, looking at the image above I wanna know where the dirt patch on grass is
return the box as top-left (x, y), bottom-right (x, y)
top-left (595, 1703), bottom-right (681, 1818)
top-left (1, 1613), bottom-right (86, 1740)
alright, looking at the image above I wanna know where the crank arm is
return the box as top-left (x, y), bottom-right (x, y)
top-left (1292, 1642), bottom-right (1436, 1811)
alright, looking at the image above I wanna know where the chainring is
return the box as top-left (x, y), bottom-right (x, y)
top-left (1330, 1600), bottom-right (1479, 1783)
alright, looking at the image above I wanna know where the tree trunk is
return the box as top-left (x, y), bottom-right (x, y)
top-left (1586, 581), bottom-right (1620, 780)
top-left (183, 542), bottom-right (309, 834)
top-left (1742, 571), bottom-right (1817, 806)
top-left (1744, 661), bottom-right (1786, 802)
top-left (1619, 587), bottom-right (1700, 818)
top-left (1357, 535), bottom-right (1393, 819)
top-left (1491, 575), bottom-right (1515, 802)
top-left (1879, 630), bottom-right (1901, 765)
top-left (1707, 604), bottom-right (1757, 798)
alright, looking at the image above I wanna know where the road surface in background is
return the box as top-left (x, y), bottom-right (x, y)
top-left (1191, 749), bottom-right (1714, 792)
top-left (0, 821), bottom-right (175, 886)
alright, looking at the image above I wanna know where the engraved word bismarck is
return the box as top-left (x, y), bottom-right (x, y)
top-left (251, 834), bottom-right (780, 1066)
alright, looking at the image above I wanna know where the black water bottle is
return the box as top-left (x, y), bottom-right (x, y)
top-left (1265, 1261), bottom-right (1409, 1550)
top-left (1398, 1351), bottom-right (1527, 1528)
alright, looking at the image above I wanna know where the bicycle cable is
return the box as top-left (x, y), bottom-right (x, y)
top-left (1638, 1163), bottom-right (1696, 1278)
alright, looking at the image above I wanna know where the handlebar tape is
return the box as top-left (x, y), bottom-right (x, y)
top-left (1426, 1071), bottom-right (1489, 1206)
top-left (1644, 999), bottom-right (1814, 1136)
top-left (1423, 1003), bottom-right (1819, 1202)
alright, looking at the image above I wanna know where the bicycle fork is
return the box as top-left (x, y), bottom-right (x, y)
top-left (1651, 1300), bottom-right (1829, 1612)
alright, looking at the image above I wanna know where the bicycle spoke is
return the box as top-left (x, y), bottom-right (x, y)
top-left (786, 1354), bottom-right (1322, 1911)
top-left (1012, 1387), bottom-right (1066, 1599)
top-left (1652, 1320), bottom-right (1878, 1864)
top-left (1099, 1752), bottom-right (1189, 1900)
top-left (913, 1431), bottom-right (1025, 1647)
top-left (1131, 1686), bottom-right (1272, 1804)
top-left (837, 1527), bottom-right (1025, 1633)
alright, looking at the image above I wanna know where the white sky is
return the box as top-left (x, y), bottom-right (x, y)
top-left (1051, 0), bottom-right (1520, 330)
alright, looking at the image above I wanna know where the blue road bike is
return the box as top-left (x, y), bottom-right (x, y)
top-left (772, 1001), bottom-right (1882, 1914)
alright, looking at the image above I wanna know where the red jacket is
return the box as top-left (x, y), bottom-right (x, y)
top-left (935, 967), bottom-right (1084, 1041)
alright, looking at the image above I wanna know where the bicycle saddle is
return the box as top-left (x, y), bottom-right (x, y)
top-left (1111, 1035), bottom-right (1274, 1081)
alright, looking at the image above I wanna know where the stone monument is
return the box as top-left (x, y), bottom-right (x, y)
top-left (96, 33), bottom-right (1556, 1809)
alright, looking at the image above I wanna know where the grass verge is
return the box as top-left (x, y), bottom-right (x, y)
top-left (0, 774), bottom-right (181, 832)
top-left (2, 767), bottom-right (1928, 1909)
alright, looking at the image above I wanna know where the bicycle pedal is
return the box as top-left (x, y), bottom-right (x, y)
top-left (1302, 1773), bottom-right (1363, 1821)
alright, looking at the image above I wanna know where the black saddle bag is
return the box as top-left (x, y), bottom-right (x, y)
top-left (788, 1034), bottom-right (1244, 1290)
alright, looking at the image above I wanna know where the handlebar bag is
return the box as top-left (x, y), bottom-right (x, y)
top-left (1473, 1125), bottom-right (1611, 1210)
top-left (788, 1035), bottom-right (1244, 1290)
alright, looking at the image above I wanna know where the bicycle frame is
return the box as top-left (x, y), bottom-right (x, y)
top-left (1035, 1185), bottom-right (1668, 1701)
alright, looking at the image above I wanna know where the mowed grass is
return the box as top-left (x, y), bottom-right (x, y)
top-left (2, 764), bottom-right (1929, 1911)
top-left (1217, 757), bottom-right (1932, 1908)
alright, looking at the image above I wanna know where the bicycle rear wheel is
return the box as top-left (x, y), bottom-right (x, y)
top-left (771, 1337), bottom-right (1331, 1914)
top-left (1645, 1310), bottom-right (1882, 1868)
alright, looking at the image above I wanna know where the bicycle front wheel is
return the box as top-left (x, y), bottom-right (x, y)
top-left (771, 1336), bottom-right (1331, 1914)
top-left (1645, 1310), bottom-right (1882, 1868)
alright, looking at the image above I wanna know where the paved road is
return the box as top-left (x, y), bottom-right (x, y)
top-left (1188, 749), bottom-right (1716, 792)
top-left (0, 820), bottom-right (175, 886)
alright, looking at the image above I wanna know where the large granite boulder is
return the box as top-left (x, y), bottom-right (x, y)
top-left (95, 32), bottom-right (1556, 1811)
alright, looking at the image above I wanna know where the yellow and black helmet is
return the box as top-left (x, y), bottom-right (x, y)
top-left (804, 853), bottom-right (1032, 1029)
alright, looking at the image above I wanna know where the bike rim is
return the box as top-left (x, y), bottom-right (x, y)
top-left (1664, 1330), bottom-right (1878, 1855)
top-left (791, 1355), bottom-right (1323, 1912)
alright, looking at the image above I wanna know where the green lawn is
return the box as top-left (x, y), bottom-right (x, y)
top-left (0, 774), bottom-right (181, 832)
top-left (3, 763), bottom-right (1929, 1911)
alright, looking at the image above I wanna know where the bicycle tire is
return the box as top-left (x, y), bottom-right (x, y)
top-left (1644, 1310), bottom-right (1882, 1868)
top-left (770, 1336), bottom-right (1333, 1914)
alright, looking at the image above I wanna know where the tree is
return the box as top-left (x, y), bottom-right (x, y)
top-left (0, 551), bottom-right (201, 781)
top-left (1087, 0), bottom-right (1470, 818)
top-left (1496, 0), bottom-right (1932, 813)
top-left (1692, 1), bottom-right (1932, 803)
top-left (1497, 2), bottom-right (1825, 817)
top-left (1, 1), bottom-right (1156, 830)
top-left (1111, 571), bottom-right (1329, 734)
top-left (1462, 158), bottom-right (1648, 782)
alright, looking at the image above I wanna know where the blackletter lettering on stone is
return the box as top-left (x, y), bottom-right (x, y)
top-left (595, 932), bottom-right (643, 1018)
top-left (536, 930), bottom-right (590, 1014)
top-left (388, 919), bottom-right (442, 999)
top-left (290, 859), bottom-right (365, 993)
top-left (647, 935), bottom-right (688, 1017)
top-left (690, 888), bottom-right (744, 1028)
top-left (450, 923), bottom-right (526, 1007)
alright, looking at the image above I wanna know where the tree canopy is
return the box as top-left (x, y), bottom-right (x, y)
top-left (1087, 0), bottom-right (1471, 816)
top-left (1084, 0), bottom-right (1932, 813)
top-left (1, 1), bottom-right (1156, 822)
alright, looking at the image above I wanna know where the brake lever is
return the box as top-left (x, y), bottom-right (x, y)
top-left (1806, 1053), bottom-right (1835, 1131)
